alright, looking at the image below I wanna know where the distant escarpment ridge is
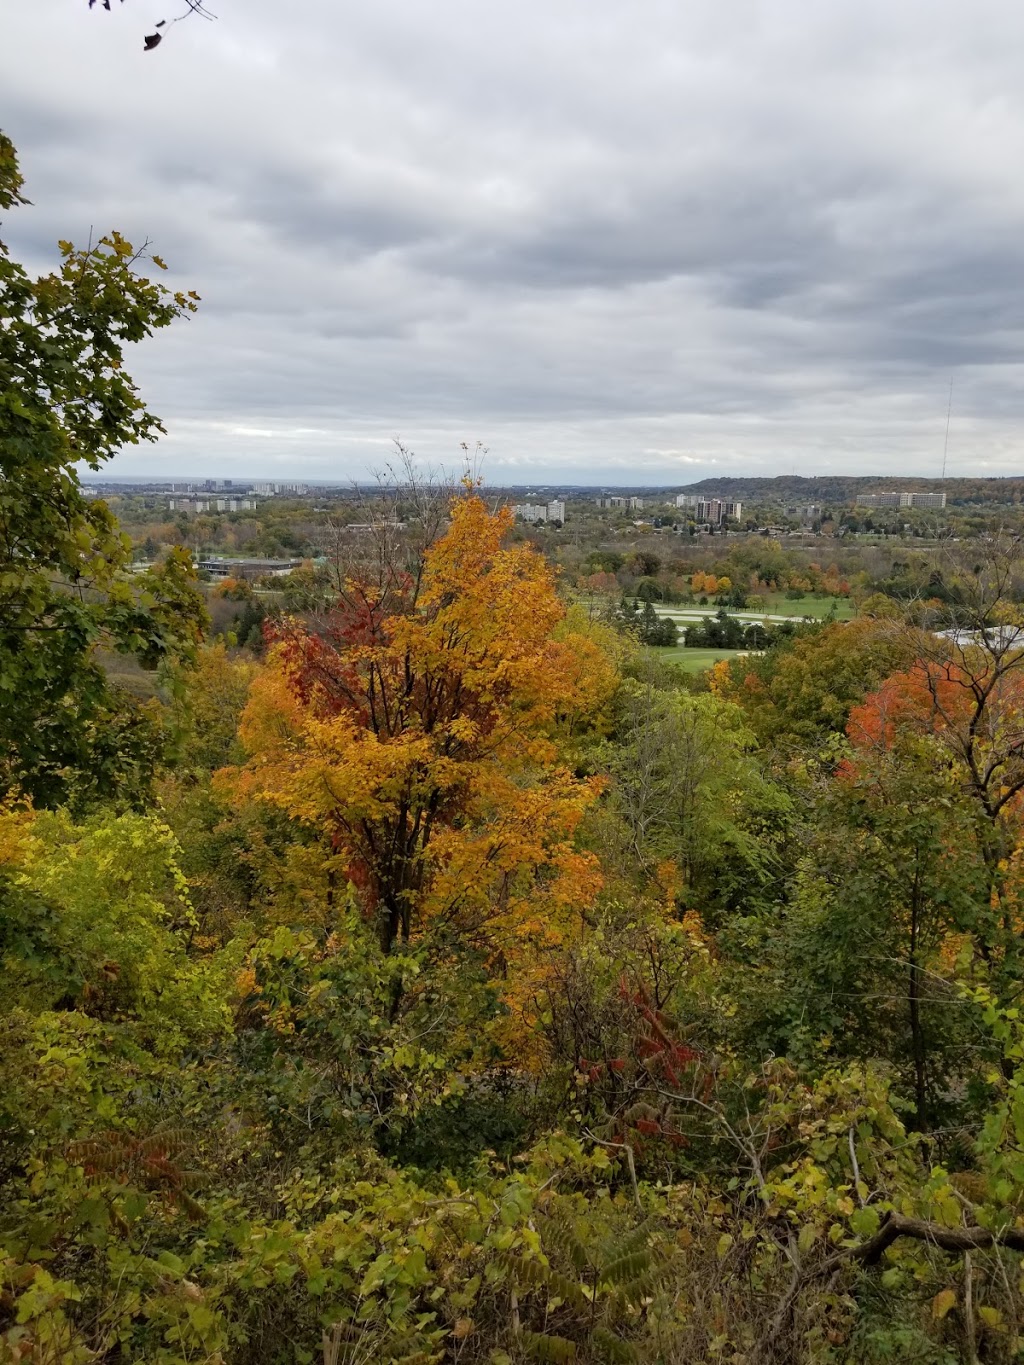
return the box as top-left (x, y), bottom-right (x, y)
top-left (676, 475), bottom-right (1024, 504)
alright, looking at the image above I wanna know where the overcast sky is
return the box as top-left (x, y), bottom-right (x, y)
top-left (5, 2), bottom-right (1024, 484)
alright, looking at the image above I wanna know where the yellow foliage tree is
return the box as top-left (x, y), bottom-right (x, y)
top-left (225, 493), bottom-right (613, 956)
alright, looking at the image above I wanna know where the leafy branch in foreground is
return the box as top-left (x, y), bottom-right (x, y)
top-left (0, 132), bottom-right (206, 806)
top-left (87, 0), bottom-right (217, 51)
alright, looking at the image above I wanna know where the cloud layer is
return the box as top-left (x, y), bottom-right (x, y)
top-left (5, 0), bottom-right (1024, 482)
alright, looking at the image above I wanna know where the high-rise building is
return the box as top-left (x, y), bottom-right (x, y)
top-left (170, 497), bottom-right (256, 514)
top-left (675, 494), bottom-right (742, 524)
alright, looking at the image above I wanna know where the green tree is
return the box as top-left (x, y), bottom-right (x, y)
top-left (0, 804), bottom-right (229, 1037)
top-left (720, 617), bottom-right (913, 749)
top-left (627, 550), bottom-right (661, 578)
top-left (0, 133), bottom-right (206, 806)
top-left (756, 742), bottom-right (988, 1125)
top-left (684, 608), bottom-right (746, 649)
top-left (606, 681), bottom-right (790, 910)
top-left (637, 599), bottom-right (678, 646)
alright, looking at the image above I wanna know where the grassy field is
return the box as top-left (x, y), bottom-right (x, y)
top-left (653, 646), bottom-right (749, 673)
top-left (756, 592), bottom-right (856, 619)
top-left (94, 649), bottom-right (162, 699)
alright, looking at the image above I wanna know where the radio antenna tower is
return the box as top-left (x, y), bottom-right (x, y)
top-left (941, 378), bottom-right (953, 480)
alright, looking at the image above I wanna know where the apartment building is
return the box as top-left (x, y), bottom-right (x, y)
top-left (856, 491), bottom-right (947, 510)
top-left (511, 500), bottom-right (566, 523)
top-left (675, 494), bottom-right (743, 524)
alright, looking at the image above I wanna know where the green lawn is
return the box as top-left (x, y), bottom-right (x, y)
top-left (757, 592), bottom-right (855, 619)
top-left (654, 646), bottom-right (749, 673)
top-left (94, 649), bottom-right (162, 699)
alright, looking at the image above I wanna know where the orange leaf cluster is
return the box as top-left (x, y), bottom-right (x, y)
top-left (846, 661), bottom-right (970, 752)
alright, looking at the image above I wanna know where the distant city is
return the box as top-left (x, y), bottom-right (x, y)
top-left (80, 476), bottom-right (949, 529)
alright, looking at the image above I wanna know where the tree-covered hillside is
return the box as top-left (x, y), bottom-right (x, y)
top-left (678, 474), bottom-right (1024, 505)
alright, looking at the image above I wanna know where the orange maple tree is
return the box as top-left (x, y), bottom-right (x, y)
top-left (846, 661), bottom-right (966, 752)
top-left (227, 492), bottom-right (613, 956)
top-left (847, 657), bottom-right (1024, 822)
top-left (845, 653), bottom-right (1024, 979)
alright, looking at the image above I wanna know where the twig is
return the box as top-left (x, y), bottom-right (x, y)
top-left (755, 1259), bottom-right (803, 1363)
top-left (583, 1128), bottom-right (643, 1210)
top-left (848, 1126), bottom-right (866, 1207)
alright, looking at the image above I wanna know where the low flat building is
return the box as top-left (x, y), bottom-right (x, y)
top-left (856, 491), bottom-right (946, 509)
top-left (197, 557), bottom-right (303, 579)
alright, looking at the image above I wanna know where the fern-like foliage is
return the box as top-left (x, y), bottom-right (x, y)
top-left (502, 1198), bottom-right (667, 1363)
top-left (599, 1249), bottom-right (650, 1290)
top-left (590, 1327), bottom-right (638, 1364)
top-left (320, 1311), bottom-right (443, 1365)
top-left (66, 1124), bottom-right (204, 1219)
top-left (522, 1328), bottom-right (579, 1362)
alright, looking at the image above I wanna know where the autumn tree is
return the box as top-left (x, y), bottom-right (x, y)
top-left (229, 491), bottom-right (614, 957)
top-left (716, 617), bottom-right (916, 750)
top-left (900, 537), bottom-right (1024, 859)
top-left (844, 536), bottom-right (1024, 988)
top-left (0, 133), bottom-right (205, 806)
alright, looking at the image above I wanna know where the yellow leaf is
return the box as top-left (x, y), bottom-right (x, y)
top-left (931, 1289), bottom-right (956, 1320)
top-left (939, 1197), bottom-right (962, 1227)
top-left (978, 1305), bottom-right (1004, 1330)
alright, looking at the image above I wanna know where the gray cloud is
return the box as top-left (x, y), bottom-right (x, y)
top-left (5, 0), bottom-right (1024, 481)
